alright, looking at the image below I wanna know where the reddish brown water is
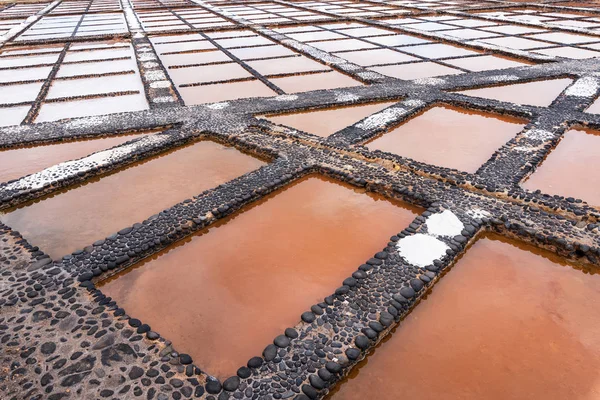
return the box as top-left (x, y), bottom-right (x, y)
top-left (99, 176), bottom-right (421, 379)
top-left (586, 97), bottom-right (600, 114)
top-left (444, 54), bottom-right (530, 72)
top-left (329, 235), bottom-right (600, 400)
top-left (522, 127), bottom-right (600, 206)
top-left (179, 80), bottom-right (277, 105)
top-left (366, 105), bottom-right (526, 173)
top-left (0, 140), bottom-right (266, 259)
top-left (270, 71), bottom-right (362, 93)
top-left (263, 101), bottom-right (397, 137)
top-left (0, 134), bottom-right (146, 183)
top-left (458, 78), bottom-right (573, 107)
top-left (371, 62), bottom-right (462, 80)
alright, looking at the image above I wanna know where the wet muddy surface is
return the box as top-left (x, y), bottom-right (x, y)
top-left (99, 175), bottom-right (422, 379)
top-left (522, 127), bottom-right (600, 206)
top-left (366, 105), bottom-right (526, 172)
top-left (329, 234), bottom-right (600, 400)
top-left (0, 140), bottom-right (266, 259)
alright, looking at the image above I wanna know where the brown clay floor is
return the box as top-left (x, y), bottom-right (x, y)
top-left (522, 127), bottom-right (600, 206)
top-left (366, 105), bottom-right (526, 173)
top-left (0, 134), bottom-right (147, 183)
top-left (0, 140), bottom-right (266, 259)
top-left (263, 101), bottom-right (398, 137)
top-left (99, 175), bottom-right (422, 380)
top-left (328, 234), bottom-right (600, 400)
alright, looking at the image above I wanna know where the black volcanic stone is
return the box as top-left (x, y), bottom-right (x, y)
top-left (355, 335), bottom-right (369, 349)
top-left (309, 375), bottom-right (325, 390)
top-left (325, 361), bottom-right (341, 373)
top-left (368, 321), bottom-right (384, 332)
top-left (263, 344), bottom-right (277, 361)
top-left (410, 278), bottom-right (424, 292)
top-left (237, 366), bottom-right (251, 379)
top-left (206, 380), bottom-right (222, 394)
top-left (301, 311), bottom-right (315, 323)
top-left (302, 384), bottom-right (317, 399)
top-left (40, 342), bottom-right (56, 355)
top-left (128, 318), bottom-right (141, 328)
top-left (285, 328), bottom-right (298, 338)
top-left (223, 376), bottom-right (240, 391)
top-left (318, 368), bottom-right (332, 381)
top-left (399, 286), bottom-right (415, 298)
top-left (346, 348), bottom-right (360, 360)
top-left (179, 354), bottom-right (192, 365)
top-left (274, 335), bottom-right (290, 348)
top-left (146, 331), bottom-right (160, 340)
top-left (128, 366), bottom-right (144, 380)
top-left (248, 357), bottom-right (263, 368)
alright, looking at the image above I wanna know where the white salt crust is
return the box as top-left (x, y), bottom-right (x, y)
top-left (413, 77), bottom-right (445, 86)
top-left (152, 96), bottom-right (175, 103)
top-left (524, 128), bottom-right (555, 141)
top-left (356, 107), bottom-right (407, 130)
top-left (565, 77), bottom-right (599, 98)
top-left (396, 234), bottom-right (450, 267)
top-left (426, 210), bottom-right (464, 237)
top-left (205, 102), bottom-right (229, 110)
top-left (335, 92), bottom-right (360, 102)
top-left (272, 94), bottom-right (298, 102)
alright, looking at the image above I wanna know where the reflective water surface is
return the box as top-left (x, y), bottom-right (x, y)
top-left (329, 235), bottom-right (600, 400)
top-left (1, 140), bottom-right (266, 259)
top-left (100, 176), bottom-right (421, 379)
top-left (264, 101), bottom-right (397, 137)
top-left (522, 127), bottom-right (600, 206)
top-left (366, 105), bottom-right (526, 173)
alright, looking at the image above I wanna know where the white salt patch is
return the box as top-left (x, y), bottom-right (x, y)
top-left (152, 96), bottom-right (175, 103)
top-left (396, 234), bottom-right (449, 267)
top-left (356, 107), bottom-right (406, 130)
top-left (145, 70), bottom-right (166, 81)
top-left (413, 77), bottom-right (445, 86)
top-left (4, 135), bottom-right (169, 191)
top-left (66, 115), bottom-right (109, 129)
top-left (403, 99), bottom-right (425, 108)
top-left (139, 53), bottom-right (157, 62)
top-left (490, 74), bottom-right (520, 82)
top-left (358, 71), bottom-right (385, 81)
top-left (335, 92), bottom-right (360, 102)
top-left (524, 128), bottom-right (554, 141)
top-left (272, 94), bottom-right (298, 102)
top-left (206, 102), bottom-right (229, 110)
top-left (565, 77), bottom-right (599, 98)
top-left (426, 210), bottom-right (464, 237)
top-left (150, 80), bottom-right (171, 89)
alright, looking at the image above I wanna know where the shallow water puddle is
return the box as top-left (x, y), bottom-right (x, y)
top-left (329, 235), bottom-right (600, 400)
top-left (522, 127), bottom-right (600, 206)
top-left (366, 105), bottom-right (526, 173)
top-left (263, 101), bottom-right (398, 137)
top-left (0, 134), bottom-right (147, 183)
top-left (0, 140), bottom-right (266, 259)
top-left (99, 175), bottom-right (421, 380)
top-left (457, 78), bottom-right (573, 107)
